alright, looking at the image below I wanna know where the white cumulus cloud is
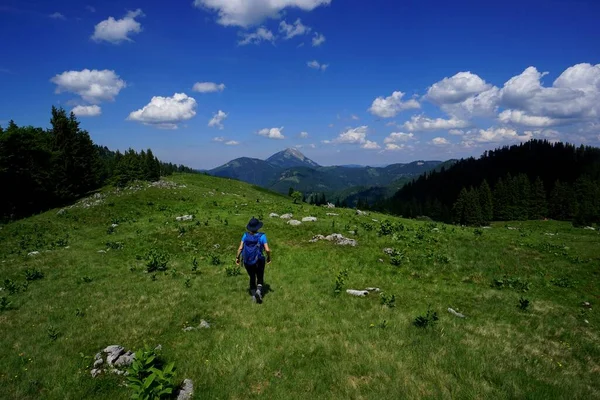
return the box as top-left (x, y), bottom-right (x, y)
top-left (468, 127), bottom-right (532, 143)
top-left (51, 69), bottom-right (126, 104)
top-left (91, 9), bottom-right (144, 44)
top-left (71, 105), bottom-right (101, 117)
top-left (208, 110), bottom-right (228, 129)
top-left (430, 137), bottom-right (450, 146)
top-left (385, 143), bottom-right (405, 151)
top-left (361, 140), bottom-right (380, 149)
top-left (225, 140), bottom-right (239, 145)
top-left (50, 12), bottom-right (66, 20)
top-left (238, 26), bottom-right (275, 45)
top-left (212, 136), bottom-right (225, 142)
top-left (307, 60), bottom-right (328, 71)
top-left (351, 114), bottom-right (359, 120)
top-left (312, 32), bottom-right (325, 46)
top-left (192, 82), bottom-right (225, 93)
top-left (299, 131), bottom-right (309, 138)
top-left (498, 109), bottom-right (558, 127)
top-left (384, 132), bottom-right (415, 144)
top-left (258, 127), bottom-right (285, 139)
top-left (427, 71), bottom-right (492, 104)
top-left (449, 129), bottom-right (464, 135)
top-left (279, 19), bottom-right (310, 39)
top-left (368, 91), bottom-right (420, 118)
top-left (332, 126), bottom-right (368, 144)
top-left (402, 115), bottom-right (469, 132)
top-left (193, 0), bottom-right (331, 28)
top-left (127, 93), bottom-right (197, 129)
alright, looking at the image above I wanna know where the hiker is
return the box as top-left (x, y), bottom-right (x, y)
top-left (236, 217), bottom-right (271, 303)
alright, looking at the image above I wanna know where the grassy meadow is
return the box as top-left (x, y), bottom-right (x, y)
top-left (0, 173), bottom-right (599, 399)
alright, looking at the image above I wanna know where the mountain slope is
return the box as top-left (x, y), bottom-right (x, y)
top-left (1, 172), bottom-right (599, 399)
top-left (208, 157), bottom-right (279, 186)
top-left (266, 148), bottom-right (320, 169)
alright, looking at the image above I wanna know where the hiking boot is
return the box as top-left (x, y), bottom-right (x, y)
top-left (255, 286), bottom-right (263, 304)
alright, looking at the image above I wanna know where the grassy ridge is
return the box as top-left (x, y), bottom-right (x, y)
top-left (1, 173), bottom-right (599, 399)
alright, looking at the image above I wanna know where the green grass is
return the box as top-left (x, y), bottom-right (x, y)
top-left (1, 173), bottom-right (599, 399)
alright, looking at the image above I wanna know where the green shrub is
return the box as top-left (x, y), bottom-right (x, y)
top-left (0, 296), bottom-right (12, 311)
top-left (492, 275), bottom-right (531, 292)
top-left (3, 279), bottom-right (20, 295)
top-left (334, 269), bottom-right (348, 294)
top-left (127, 346), bottom-right (178, 400)
top-left (146, 249), bottom-right (169, 272)
top-left (24, 268), bottom-right (44, 281)
top-left (413, 306), bottom-right (438, 329)
top-left (210, 254), bottom-right (221, 266)
top-left (106, 241), bottom-right (124, 250)
top-left (518, 297), bottom-right (530, 311)
top-left (47, 325), bottom-right (59, 341)
top-left (225, 264), bottom-right (241, 277)
top-left (551, 277), bottom-right (577, 288)
top-left (380, 293), bottom-right (396, 308)
top-left (191, 257), bottom-right (199, 272)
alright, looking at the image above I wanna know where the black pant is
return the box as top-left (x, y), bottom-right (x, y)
top-left (244, 258), bottom-right (265, 291)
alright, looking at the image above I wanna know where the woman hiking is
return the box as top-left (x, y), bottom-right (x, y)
top-left (235, 217), bottom-right (271, 303)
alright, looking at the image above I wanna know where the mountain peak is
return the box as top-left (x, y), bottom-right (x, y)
top-left (266, 148), bottom-right (320, 169)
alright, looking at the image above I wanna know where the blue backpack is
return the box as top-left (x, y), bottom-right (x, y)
top-left (242, 233), bottom-right (264, 266)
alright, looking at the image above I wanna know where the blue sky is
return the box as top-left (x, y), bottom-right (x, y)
top-left (1, 0), bottom-right (599, 169)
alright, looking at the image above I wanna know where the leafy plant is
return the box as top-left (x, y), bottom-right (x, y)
top-left (390, 250), bottom-right (407, 267)
top-left (492, 275), bottom-right (531, 292)
top-left (192, 257), bottom-right (199, 272)
top-left (225, 264), bottom-right (241, 277)
top-left (518, 297), bottom-right (530, 311)
top-left (184, 278), bottom-right (192, 288)
top-left (178, 226), bottom-right (186, 236)
top-left (47, 325), bottom-right (59, 341)
top-left (75, 308), bottom-right (85, 317)
top-left (151, 274), bottom-right (157, 282)
top-left (413, 306), bottom-right (439, 329)
top-left (146, 249), bottom-right (169, 272)
top-left (551, 277), bottom-right (577, 288)
top-left (106, 241), bottom-right (124, 250)
top-left (474, 228), bottom-right (483, 236)
top-left (127, 346), bottom-right (178, 400)
top-left (81, 276), bottom-right (93, 283)
top-left (0, 296), bottom-right (12, 311)
top-left (334, 269), bottom-right (349, 294)
top-left (380, 293), bottom-right (396, 308)
top-left (3, 279), bottom-right (20, 295)
top-left (107, 226), bottom-right (115, 235)
top-left (210, 254), bottom-right (221, 266)
top-left (371, 319), bottom-right (388, 329)
top-left (24, 268), bottom-right (44, 281)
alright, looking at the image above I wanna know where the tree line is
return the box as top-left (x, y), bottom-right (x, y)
top-left (0, 107), bottom-right (196, 221)
top-left (381, 139), bottom-right (600, 226)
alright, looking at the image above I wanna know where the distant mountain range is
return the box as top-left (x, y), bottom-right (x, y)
top-left (208, 148), bottom-right (446, 204)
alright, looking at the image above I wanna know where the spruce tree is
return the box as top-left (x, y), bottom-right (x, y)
top-left (478, 179), bottom-right (493, 224)
top-left (464, 187), bottom-right (483, 226)
top-left (529, 177), bottom-right (548, 220)
top-left (452, 187), bottom-right (468, 224)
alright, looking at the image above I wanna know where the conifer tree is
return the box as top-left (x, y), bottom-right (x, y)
top-left (529, 176), bottom-right (548, 220)
top-left (478, 179), bottom-right (493, 224)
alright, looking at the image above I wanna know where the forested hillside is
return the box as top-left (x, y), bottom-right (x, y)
top-left (384, 140), bottom-right (600, 226)
top-left (0, 107), bottom-right (195, 221)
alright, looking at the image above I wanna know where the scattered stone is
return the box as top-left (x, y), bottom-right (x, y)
top-left (326, 213), bottom-right (339, 216)
top-left (448, 308), bottom-right (466, 318)
top-left (183, 326), bottom-right (195, 332)
top-left (213, 244), bottom-right (220, 249)
top-left (91, 369), bottom-right (102, 378)
top-left (154, 344), bottom-right (162, 351)
top-left (105, 345), bottom-right (125, 366)
top-left (326, 203), bottom-right (336, 208)
top-left (356, 209), bottom-right (369, 216)
top-left (302, 216), bottom-right (317, 222)
top-left (93, 358), bottom-right (104, 368)
top-left (113, 351), bottom-right (135, 368)
top-left (507, 226), bottom-right (517, 230)
top-left (309, 235), bottom-right (325, 243)
top-left (199, 319), bottom-right (210, 329)
top-left (57, 208), bottom-right (67, 215)
top-left (378, 258), bottom-right (384, 263)
top-left (584, 319), bottom-right (589, 324)
top-left (383, 248), bottom-right (395, 256)
top-left (348, 230), bottom-right (355, 235)
top-left (27, 251), bottom-right (40, 256)
top-left (545, 233), bottom-right (556, 236)
top-left (150, 180), bottom-right (184, 189)
top-left (372, 219), bottom-right (378, 222)
top-left (280, 213), bottom-right (293, 219)
top-left (176, 215), bottom-right (194, 222)
top-left (347, 289), bottom-right (369, 297)
top-left (584, 226), bottom-right (596, 230)
top-left (431, 228), bottom-right (439, 232)
top-left (111, 223), bottom-right (119, 228)
top-left (287, 220), bottom-right (302, 226)
top-left (98, 250), bottom-right (107, 254)
top-left (269, 213), bottom-right (279, 218)
top-left (365, 287), bottom-right (380, 292)
top-left (482, 226), bottom-right (492, 229)
top-left (177, 379), bottom-right (194, 400)
top-left (582, 301), bottom-right (592, 308)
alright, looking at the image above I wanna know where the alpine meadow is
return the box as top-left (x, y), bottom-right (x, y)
top-left (2, 0), bottom-right (600, 399)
